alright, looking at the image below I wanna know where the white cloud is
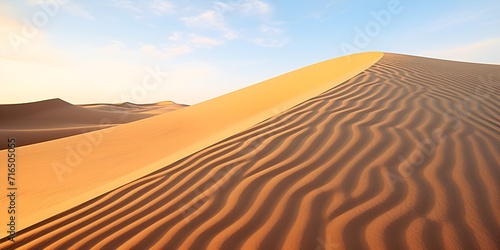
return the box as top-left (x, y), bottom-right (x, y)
top-left (104, 32), bottom-right (223, 61)
top-left (260, 23), bottom-right (285, 35)
top-left (140, 44), bottom-right (192, 59)
top-left (27, 0), bottom-right (95, 20)
top-left (137, 43), bottom-right (193, 59)
top-left (326, 0), bottom-right (343, 8)
top-left (424, 38), bottom-right (500, 64)
top-left (166, 32), bottom-right (224, 48)
top-left (168, 31), bottom-right (183, 41)
top-left (103, 40), bottom-right (127, 54)
top-left (182, 10), bottom-right (238, 39)
top-left (108, 0), bottom-right (142, 13)
top-left (211, 0), bottom-right (271, 16)
top-left (238, 0), bottom-right (271, 16)
top-left (64, 3), bottom-right (96, 21)
top-left (431, 7), bottom-right (500, 31)
top-left (252, 37), bottom-right (288, 48)
top-left (182, 10), bottom-right (224, 29)
top-left (188, 34), bottom-right (224, 48)
top-left (26, 0), bottom-right (57, 5)
top-left (108, 0), bottom-right (175, 17)
top-left (213, 2), bottom-right (235, 13)
top-left (181, 0), bottom-right (281, 42)
top-left (149, 0), bottom-right (175, 16)
top-left (101, 39), bottom-right (193, 60)
top-left (252, 22), bottom-right (288, 47)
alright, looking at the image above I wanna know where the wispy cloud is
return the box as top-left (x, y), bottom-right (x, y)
top-left (211, 0), bottom-right (272, 16)
top-left (107, 0), bottom-right (141, 13)
top-left (424, 38), bottom-right (500, 64)
top-left (251, 37), bottom-right (288, 48)
top-left (103, 40), bottom-right (127, 53)
top-left (259, 23), bottom-right (285, 35)
top-left (140, 44), bottom-right (192, 59)
top-left (431, 6), bottom-right (500, 31)
top-left (182, 10), bottom-right (237, 39)
top-left (306, 0), bottom-right (345, 20)
top-left (251, 22), bottom-right (288, 47)
top-left (64, 3), bottom-right (96, 21)
top-left (188, 33), bottom-right (224, 48)
top-left (103, 32), bottom-right (224, 60)
top-left (181, 0), bottom-right (274, 33)
top-left (148, 0), bottom-right (175, 16)
top-left (181, 0), bottom-right (287, 47)
top-left (182, 10), bottom-right (225, 30)
top-left (237, 0), bottom-right (272, 16)
top-left (167, 31), bottom-right (183, 41)
top-left (103, 39), bottom-right (192, 59)
top-left (108, 0), bottom-right (175, 18)
top-left (27, 0), bottom-right (95, 20)
top-left (168, 32), bottom-right (224, 48)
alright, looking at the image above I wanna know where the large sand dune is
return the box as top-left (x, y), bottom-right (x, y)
top-left (1, 53), bottom-right (499, 249)
top-left (0, 52), bottom-right (381, 242)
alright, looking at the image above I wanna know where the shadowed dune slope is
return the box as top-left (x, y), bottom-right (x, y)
top-left (1, 53), bottom-right (499, 249)
top-left (0, 52), bottom-right (382, 241)
top-left (0, 99), bottom-right (185, 149)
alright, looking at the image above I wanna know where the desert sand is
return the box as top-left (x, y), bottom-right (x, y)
top-left (1, 52), bottom-right (499, 249)
top-left (0, 99), bottom-right (186, 149)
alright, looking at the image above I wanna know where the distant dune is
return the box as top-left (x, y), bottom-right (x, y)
top-left (0, 99), bottom-right (186, 149)
top-left (1, 53), bottom-right (499, 249)
top-left (81, 101), bottom-right (187, 115)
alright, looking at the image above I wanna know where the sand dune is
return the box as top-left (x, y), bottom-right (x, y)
top-left (81, 101), bottom-right (187, 115)
top-left (1, 53), bottom-right (499, 249)
top-left (0, 99), bottom-right (185, 149)
top-left (0, 52), bottom-right (381, 242)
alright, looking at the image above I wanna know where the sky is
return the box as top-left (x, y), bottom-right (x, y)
top-left (1, 0), bottom-right (499, 105)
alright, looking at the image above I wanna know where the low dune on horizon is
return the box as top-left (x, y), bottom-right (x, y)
top-left (0, 52), bottom-right (499, 249)
top-left (0, 99), bottom-right (187, 149)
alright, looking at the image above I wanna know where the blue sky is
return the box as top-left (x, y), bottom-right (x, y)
top-left (1, 0), bottom-right (499, 105)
